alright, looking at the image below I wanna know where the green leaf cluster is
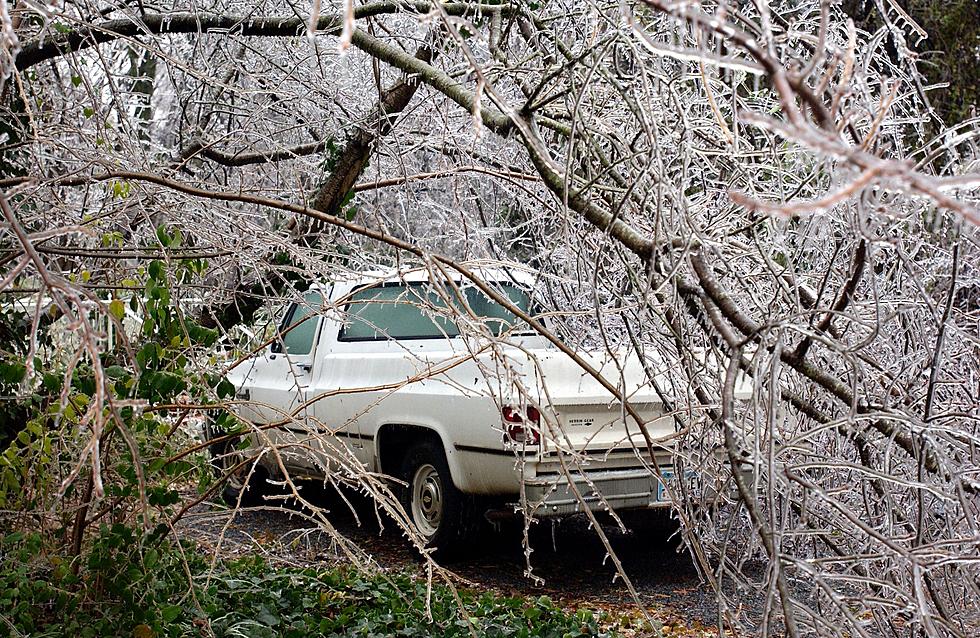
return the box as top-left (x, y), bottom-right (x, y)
top-left (0, 248), bottom-right (231, 517)
top-left (0, 529), bottom-right (618, 638)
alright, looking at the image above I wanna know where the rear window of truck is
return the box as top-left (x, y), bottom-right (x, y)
top-left (339, 282), bottom-right (532, 341)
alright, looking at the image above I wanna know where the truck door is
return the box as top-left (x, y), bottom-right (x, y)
top-left (307, 285), bottom-right (372, 471)
top-left (312, 281), bottom-right (463, 473)
top-left (248, 291), bottom-right (323, 470)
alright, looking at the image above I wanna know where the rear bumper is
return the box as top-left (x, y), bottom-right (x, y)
top-left (519, 467), bottom-right (675, 517)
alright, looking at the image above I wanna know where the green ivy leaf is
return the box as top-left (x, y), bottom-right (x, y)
top-left (155, 225), bottom-right (171, 248)
top-left (160, 605), bottom-right (182, 622)
top-left (215, 378), bottom-right (235, 399)
top-left (138, 370), bottom-right (186, 402)
top-left (104, 365), bottom-right (128, 379)
top-left (109, 299), bottom-right (126, 321)
top-left (147, 487), bottom-right (179, 507)
top-left (185, 321), bottom-right (218, 347)
top-left (147, 260), bottom-right (164, 283)
top-left (0, 361), bottom-right (26, 384)
top-left (111, 181), bottom-right (130, 199)
top-left (136, 342), bottom-right (162, 370)
top-left (42, 373), bottom-right (61, 393)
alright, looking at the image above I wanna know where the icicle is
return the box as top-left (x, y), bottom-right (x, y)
top-left (0, 0), bottom-right (21, 96)
top-left (337, 0), bottom-right (354, 54)
top-left (91, 439), bottom-right (104, 499)
top-left (307, 0), bottom-right (322, 41)
top-left (472, 77), bottom-right (484, 137)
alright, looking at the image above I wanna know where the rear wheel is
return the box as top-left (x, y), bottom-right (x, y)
top-left (400, 440), bottom-right (476, 559)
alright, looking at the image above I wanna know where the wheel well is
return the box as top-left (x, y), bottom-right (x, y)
top-left (376, 424), bottom-right (444, 476)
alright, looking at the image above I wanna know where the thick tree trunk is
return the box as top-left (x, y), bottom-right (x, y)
top-left (201, 42), bottom-right (434, 329)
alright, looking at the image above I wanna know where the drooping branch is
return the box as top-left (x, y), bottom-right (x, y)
top-left (179, 138), bottom-right (329, 168)
top-left (14, 2), bottom-right (512, 71)
top-left (17, 4), bottom-right (657, 266)
top-left (686, 247), bottom-right (957, 484)
top-left (198, 39), bottom-right (436, 328)
top-left (46, 168), bottom-right (666, 460)
top-left (792, 238), bottom-right (867, 361)
top-left (306, 42), bottom-right (434, 225)
top-left (345, 24), bottom-right (657, 260)
top-left (348, 26), bottom-right (513, 134)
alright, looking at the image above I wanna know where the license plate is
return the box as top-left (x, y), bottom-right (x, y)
top-left (656, 470), bottom-right (674, 502)
top-left (656, 470), bottom-right (698, 502)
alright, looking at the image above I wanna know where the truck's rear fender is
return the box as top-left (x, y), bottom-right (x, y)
top-left (374, 421), bottom-right (520, 495)
top-left (375, 422), bottom-right (456, 482)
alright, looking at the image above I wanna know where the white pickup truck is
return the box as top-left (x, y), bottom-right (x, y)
top-left (215, 266), bottom-right (679, 554)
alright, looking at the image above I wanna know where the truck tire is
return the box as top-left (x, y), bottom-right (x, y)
top-left (400, 440), bottom-right (476, 559)
top-left (207, 433), bottom-right (269, 507)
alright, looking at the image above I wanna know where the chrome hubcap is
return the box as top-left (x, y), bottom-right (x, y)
top-left (411, 463), bottom-right (443, 539)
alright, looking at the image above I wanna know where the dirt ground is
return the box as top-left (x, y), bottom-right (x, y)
top-left (178, 486), bottom-right (759, 637)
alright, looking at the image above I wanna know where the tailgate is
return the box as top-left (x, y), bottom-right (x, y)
top-left (548, 400), bottom-right (668, 454)
top-left (528, 350), bottom-right (675, 455)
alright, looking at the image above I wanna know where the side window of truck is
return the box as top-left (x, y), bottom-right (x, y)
top-left (339, 282), bottom-right (536, 341)
top-left (461, 285), bottom-right (528, 335)
top-left (276, 291), bottom-right (323, 355)
top-left (340, 284), bottom-right (459, 341)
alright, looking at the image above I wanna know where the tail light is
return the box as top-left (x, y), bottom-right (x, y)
top-left (502, 404), bottom-right (541, 445)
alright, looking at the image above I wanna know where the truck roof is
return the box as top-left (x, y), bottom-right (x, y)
top-left (317, 261), bottom-right (539, 290)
